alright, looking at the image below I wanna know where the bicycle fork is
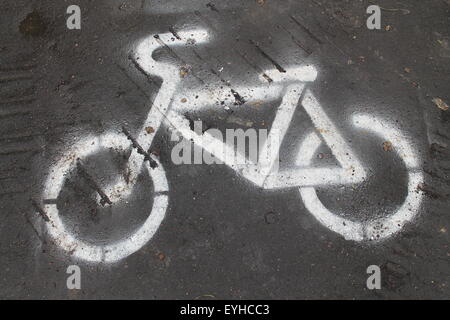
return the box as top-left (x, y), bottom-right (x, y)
top-left (102, 30), bottom-right (210, 203)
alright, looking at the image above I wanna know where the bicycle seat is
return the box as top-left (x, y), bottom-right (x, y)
top-left (261, 65), bottom-right (318, 82)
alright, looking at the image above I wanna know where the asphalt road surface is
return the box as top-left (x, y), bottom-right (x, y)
top-left (0, 0), bottom-right (449, 299)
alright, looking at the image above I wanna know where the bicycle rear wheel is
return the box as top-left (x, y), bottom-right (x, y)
top-left (297, 113), bottom-right (424, 241)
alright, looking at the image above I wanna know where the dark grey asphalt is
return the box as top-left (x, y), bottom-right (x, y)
top-left (0, 0), bottom-right (449, 299)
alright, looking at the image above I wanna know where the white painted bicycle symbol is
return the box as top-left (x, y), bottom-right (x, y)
top-left (42, 29), bottom-right (424, 263)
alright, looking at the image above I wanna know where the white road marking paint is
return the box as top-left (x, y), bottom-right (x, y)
top-left (42, 26), bottom-right (426, 264)
top-left (43, 133), bottom-right (169, 263)
top-left (260, 65), bottom-right (318, 82)
top-left (133, 30), bottom-right (423, 241)
top-left (109, 29), bottom-right (210, 200)
top-left (354, 114), bottom-right (424, 240)
top-left (164, 84), bottom-right (305, 187)
top-left (264, 89), bottom-right (366, 189)
top-left (42, 29), bottom-right (209, 263)
top-left (298, 115), bottom-right (424, 241)
top-left (167, 83), bottom-right (366, 189)
top-left (171, 84), bottom-right (284, 113)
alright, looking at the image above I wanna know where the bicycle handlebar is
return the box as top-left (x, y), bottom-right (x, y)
top-left (134, 29), bottom-right (210, 69)
top-left (135, 28), bottom-right (317, 84)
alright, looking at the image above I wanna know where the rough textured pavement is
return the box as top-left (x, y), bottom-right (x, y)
top-left (0, 0), bottom-right (449, 299)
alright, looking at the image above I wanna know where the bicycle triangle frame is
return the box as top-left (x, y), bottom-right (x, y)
top-left (133, 29), bottom-right (366, 190)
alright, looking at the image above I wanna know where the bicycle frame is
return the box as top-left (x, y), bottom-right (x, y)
top-left (38, 28), bottom-right (425, 263)
top-left (133, 29), bottom-right (367, 190)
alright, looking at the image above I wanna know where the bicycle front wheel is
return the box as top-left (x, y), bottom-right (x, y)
top-left (41, 132), bottom-right (169, 263)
